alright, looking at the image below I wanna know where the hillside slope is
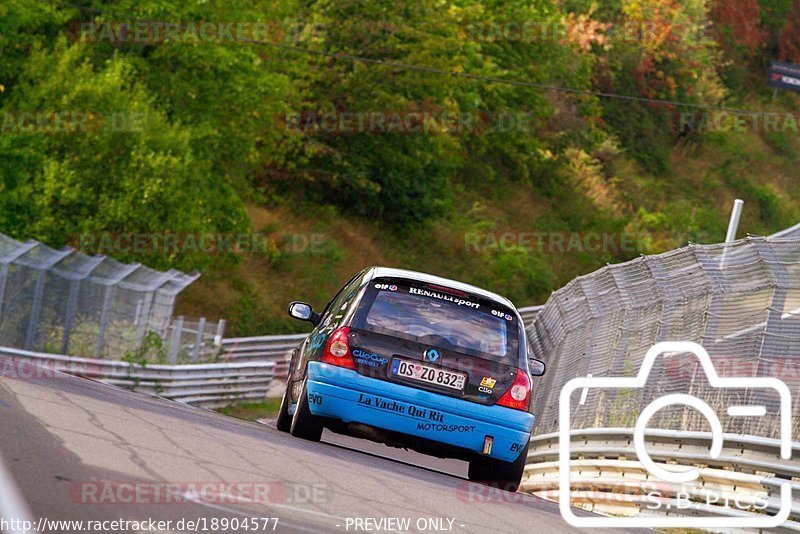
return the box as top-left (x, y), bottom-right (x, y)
top-left (177, 116), bottom-right (800, 335)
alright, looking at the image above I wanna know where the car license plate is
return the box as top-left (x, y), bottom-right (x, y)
top-left (390, 358), bottom-right (466, 391)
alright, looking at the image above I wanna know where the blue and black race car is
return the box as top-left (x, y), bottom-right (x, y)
top-left (276, 267), bottom-right (546, 490)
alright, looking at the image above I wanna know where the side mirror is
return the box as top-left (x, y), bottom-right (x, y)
top-left (529, 358), bottom-right (546, 377)
top-left (288, 301), bottom-right (320, 325)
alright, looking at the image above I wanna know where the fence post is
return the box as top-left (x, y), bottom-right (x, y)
top-left (60, 278), bottom-right (81, 354)
top-left (0, 263), bottom-right (9, 324)
top-left (191, 317), bottom-right (206, 361)
top-left (61, 255), bottom-right (104, 355)
top-left (95, 284), bottom-right (116, 358)
top-left (24, 269), bottom-right (47, 350)
top-left (720, 199), bottom-right (744, 272)
top-left (135, 271), bottom-right (178, 351)
top-left (752, 240), bottom-right (788, 361)
top-left (214, 319), bottom-right (226, 346)
top-left (96, 263), bottom-right (140, 358)
top-left (133, 299), bottom-right (142, 326)
top-left (167, 316), bottom-right (184, 364)
top-left (25, 248), bottom-right (72, 351)
top-left (134, 292), bottom-right (154, 348)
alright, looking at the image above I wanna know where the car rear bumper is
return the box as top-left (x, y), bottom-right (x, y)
top-left (305, 362), bottom-right (535, 462)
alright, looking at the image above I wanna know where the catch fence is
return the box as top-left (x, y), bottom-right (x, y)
top-left (0, 233), bottom-right (198, 359)
top-left (527, 234), bottom-right (800, 440)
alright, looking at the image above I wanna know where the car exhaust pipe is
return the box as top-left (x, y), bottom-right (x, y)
top-left (347, 422), bottom-right (387, 443)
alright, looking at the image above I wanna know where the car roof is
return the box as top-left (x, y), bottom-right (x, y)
top-left (365, 266), bottom-right (517, 310)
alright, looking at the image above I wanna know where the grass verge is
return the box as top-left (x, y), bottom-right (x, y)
top-left (217, 398), bottom-right (282, 422)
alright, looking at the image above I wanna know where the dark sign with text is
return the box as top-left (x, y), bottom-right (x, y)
top-left (768, 60), bottom-right (800, 93)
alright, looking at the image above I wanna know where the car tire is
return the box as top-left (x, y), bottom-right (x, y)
top-left (289, 378), bottom-right (323, 442)
top-left (275, 378), bottom-right (292, 433)
top-left (467, 440), bottom-right (529, 492)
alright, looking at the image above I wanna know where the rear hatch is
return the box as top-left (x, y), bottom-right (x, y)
top-left (347, 277), bottom-right (523, 405)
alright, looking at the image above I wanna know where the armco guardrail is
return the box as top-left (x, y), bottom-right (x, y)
top-left (523, 428), bottom-right (800, 531)
top-left (0, 345), bottom-right (274, 409)
top-left (220, 333), bottom-right (306, 378)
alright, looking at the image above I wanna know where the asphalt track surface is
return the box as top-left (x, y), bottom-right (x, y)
top-left (0, 358), bottom-right (646, 534)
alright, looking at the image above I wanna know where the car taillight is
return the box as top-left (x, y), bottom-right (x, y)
top-left (320, 327), bottom-right (356, 370)
top-left (497, 369), bottom-right (531, 411)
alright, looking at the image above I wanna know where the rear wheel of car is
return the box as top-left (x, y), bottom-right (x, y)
top-left (289, 378), bottom-right (324, 442)
top-left (467, 440), bottom-right (529, 492)
top-left (275, 378), bottom-right (292, 433)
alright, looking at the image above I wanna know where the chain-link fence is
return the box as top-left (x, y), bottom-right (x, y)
top-left (0, 232), bottom-right (199, 359)
top-left (164, 316), bottom-right (226, 363)
top-left (527, 232), bottom-right (800, 440)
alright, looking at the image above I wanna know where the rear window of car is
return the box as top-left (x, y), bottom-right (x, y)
top-left (353, 278), bottom-right (521, 364)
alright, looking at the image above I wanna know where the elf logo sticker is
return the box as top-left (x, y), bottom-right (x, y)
top-left (374, 283), bottom-right (397, 291)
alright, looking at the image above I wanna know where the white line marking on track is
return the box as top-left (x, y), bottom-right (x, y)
top-left (0, 450), bottom-right (35, 534)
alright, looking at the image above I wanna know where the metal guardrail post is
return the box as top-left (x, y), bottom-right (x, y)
top-left (214, 319), bottom-right (226, 346)
top-left (133, 293), bottom-right (152, 347)
top-left (725, 199), bottom-right (744, 244)
top-left (95, 284), bottom-right (115, 357)
top-left (23, 269), bottom-right (47, 350)
top-left (133, 299), bottom-right (142, 327)
top-left (191, 317), bottom-right (206, 361)
top-left (167, 316), bottom-right (184, 363)
top-left (721, 198), bottom-right (743, 273)
top-left (0, 263), bottom-right (8, 324)
top-left (61, 278), bottom-right (81, 354)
